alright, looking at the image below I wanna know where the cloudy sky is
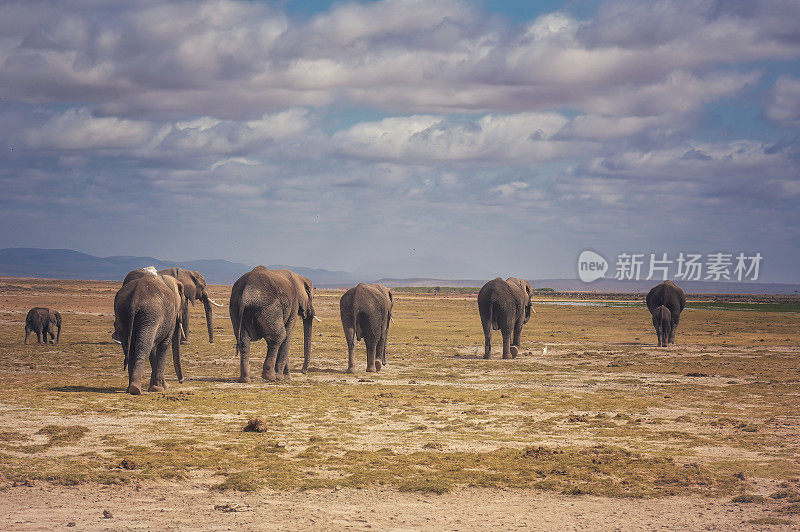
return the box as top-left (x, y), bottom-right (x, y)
top-left (1, 0), bottom-right (799, 281)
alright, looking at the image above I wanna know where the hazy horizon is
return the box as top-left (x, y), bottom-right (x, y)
top-left (1, 1), bottom-right (798, 282)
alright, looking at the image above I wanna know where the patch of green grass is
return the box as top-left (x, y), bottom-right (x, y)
top-left (779, 503), bottom-right (800, 515)
top-left (211, 472), bottom-right (263, 492)
top-left (398, 477), bottom-right (452, 494)
top-left (686, 302), bottom-right (800, 313)
top-left (37, 425), bottom-right (90, 446)
top-left (771, 490), bottom-right (800, 501)
top-left (748, 517), bottom-right (793, 525)
top-left (731, 493), bottom-right (766, 503)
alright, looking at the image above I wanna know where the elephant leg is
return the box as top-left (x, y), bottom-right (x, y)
top-left (24, 326), bottom-right (30, 345)
top-left (274, 332), bottom-right (293, 381)
top-left (238, 333), bottom-right (252, 383)
top-left (157, 339), bottom-right (170, 390)
top-left (345, 327), bottom-right (356, 373)
top-left (128, 352), bottom-right (147, 396)
top-left (180, 304), bottom-right (190, 344)
top-left (273, 319), bottom-right (293, 381)
top-left (669, 314), bottom-right (679, 344)
top-left (375, 335), bottom-right (385, 371)
top-left (261, 341), bottom-right (280, 382)
top-left (482, 320), bottom-right (492, 359)
top-left (148, 348), bottom-right (162, 392)
top-left (511, 322), bottom-right (523, 358)
top-left (501, 327), bottom-right (512, 359)
top-left (366, 341), bottom-right (377, 372)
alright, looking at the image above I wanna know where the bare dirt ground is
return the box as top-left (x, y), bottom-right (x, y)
top-left (1, 277), bottom-right (799, 530)
top-left (3, 482), bottom-right (792, 531)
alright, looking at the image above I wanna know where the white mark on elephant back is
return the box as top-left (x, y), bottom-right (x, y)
top-left (142, 266), bottom-right (158, 276)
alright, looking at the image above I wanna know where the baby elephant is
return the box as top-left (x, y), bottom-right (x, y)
top-left (652, 305), bottom-right (672, 347)
top-left (340, 283), bottom-right (393, 373)
top-left (24, 307), bottom-right (61, 344)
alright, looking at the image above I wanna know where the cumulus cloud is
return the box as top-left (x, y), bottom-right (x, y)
top-left (22, 108), bottom-right (153, 150)
top-left (333, 112), bottom-right (574, 163)
top-left (1, 0), bottom-right (796, 117)
top-left (0, 0), bottom-right (798, 280)
top-left (765, 76), bottom-right (800, 128)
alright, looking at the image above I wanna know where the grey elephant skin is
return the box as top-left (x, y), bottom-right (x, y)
top-left (157, 268), bottom-right (222, 344)
top-left (24, 307), bottom-right (61, 344)
top-left (478, 277), bottom-right (534, 359)
top-left (652, 305), bottom-right (672, 347)
top-left (340, 283), bottom-right (393, 373)
top-left (229, 266), bottom-right (317, 382)
top-left (646, 281), bottom-right (686, 344)
top-left (114, 272), bottom-right (186, 395)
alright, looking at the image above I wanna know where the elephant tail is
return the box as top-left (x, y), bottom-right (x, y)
top-left (487, 293), bottom-right (499, 331)
top-left (354, 309), bottom-right (363, 342)
top-left (234, 298), bottom-right (245, 359)
top-left (124, 305), bottom-right (136, 371)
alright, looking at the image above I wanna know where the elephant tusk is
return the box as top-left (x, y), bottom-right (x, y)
top-left (208, 298), bottom-right (224, 307)
top-left (531, 307), bottom-right (536, 314)
top-left (113, 339), bottom-right (122, 345)
top-left (390, 316), bottom-right (395, 323)
top-left (313, 315), bottom-right (322, 322)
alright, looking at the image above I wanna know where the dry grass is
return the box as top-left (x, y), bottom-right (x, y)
top-left (0, 275), bottom-right (799, 522)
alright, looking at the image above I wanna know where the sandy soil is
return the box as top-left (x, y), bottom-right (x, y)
top-left (2, 277), bottom-right (799, 530)
top-left (1, 482), bottom-right (790, 531)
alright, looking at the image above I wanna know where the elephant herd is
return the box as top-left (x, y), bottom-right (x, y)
top-left (22, 266), bottom-right (686, 395)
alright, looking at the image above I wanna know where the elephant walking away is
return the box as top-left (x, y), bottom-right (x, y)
top-left (114, 271), bottom-right (186, 395)
top-left (478, 277), bottom-right (534, 359)
top-left (652, 305), bottom-right (672, 347)
top-left (229, 267), bottom-right (319, 382)
top-left (646, 281), bottom-right (686, 344)
top-left (24, 307), bottom-right (61, 344)
top-left (340, 283), bottom-right (393, 373)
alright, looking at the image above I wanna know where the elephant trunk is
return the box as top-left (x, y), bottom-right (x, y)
top-left (302, 316), bottom-right (312, 374)
top-left (202, 295), bottom-right (214, 343)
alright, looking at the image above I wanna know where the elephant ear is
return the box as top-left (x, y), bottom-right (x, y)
top-left (190, 270), bottom-right (205, 288)
top-left (523, 280), bottom-right (534, 321)
top-left (295, 274), bottom-right (313, 320)
top-left (176, 281), bottom-right (187, 310)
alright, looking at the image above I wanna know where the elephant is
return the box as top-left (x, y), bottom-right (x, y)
top-left (114, 270), bottom-right (186, 394)
top-left (646, 280), bottom-right (686, 344)
top-left (157, 268), bottom-right (224, 344)
top-left (229, 266), bottom-right (320, 382)
top-left (652, 305), bottom-right (672, 347)
top-left (340, 283), bottom-right (393, 373)
top-left (118, 267), bottom-right (189, 341)
top-left (478, 277), bottom-right (534, 359)
top-left (24, 307), bottom-right (61, 344)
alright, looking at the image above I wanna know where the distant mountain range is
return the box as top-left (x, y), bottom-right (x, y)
top-left (1, 248), bottom-right (798, 294)
top-left (0, 248), bottom-right (357, 287)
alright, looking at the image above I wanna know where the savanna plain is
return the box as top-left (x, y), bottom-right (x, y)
top-left (0, 277), bottom-right (799, 530)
